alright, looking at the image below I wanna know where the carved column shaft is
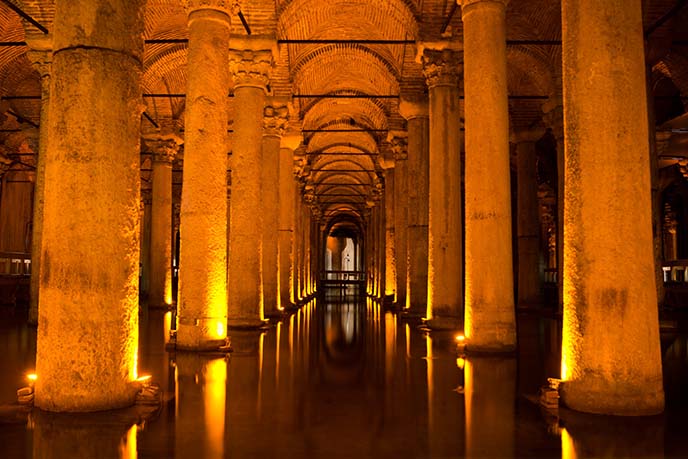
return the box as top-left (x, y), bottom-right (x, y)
top-left (262, 102), bottom-right (289, 316)
top-left (421, 46), bottom-right (463, 329)
top-left (35, 0), bottom-right (146, 411)
top-left (27, 46), bottom-right (52, 325)
top-left (560, 0), bottom-right (664, 415)
top-left (390, 134), bottom-right (408, 306)
top-left (228, 45), bottom-right (273, 327)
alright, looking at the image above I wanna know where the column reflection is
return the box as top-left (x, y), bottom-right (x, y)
top-left (31, 410), bottom-right (138, 459)
top-left (174, 353), bottom-right (227, 459)
top-left (464, 356), bottom-right (516, 458)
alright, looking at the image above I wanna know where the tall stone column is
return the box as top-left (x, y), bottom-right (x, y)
top-left (228, 40), bottom-right (275, 328)
top-left (34, 0), bottom-right (146, 411)
top-left (279, 138), bottom-right (300, 309)
top-left (262, 102), bottom-right (289, 317)
top-left (559, 0), bottom-right (664, 415)
top-left (400, 98), bottom-right (430, 317)
top-left (390, 133), bottom-right (408, 307)
top-left (382, 159), bottom-right (396, 299)
top-left (26, 42), bottom-right (51, 326)
top-left (419, 45), bottom-right (463, 329)
top-left (140, 190), bottom-right (152, 297)
top-left (461, 0), bottom-right (516, 351)
top-left (177, 0), bottom-right (231, 350)
top-left (513, 129), bottom-right (543, 306)
top-left (146, 134), bottom-right (181, 308)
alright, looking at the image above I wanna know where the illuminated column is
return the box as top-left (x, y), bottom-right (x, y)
top-left (390, 133), bottom-right (408, 306)
top-left (140, 189), bottom-right (152, 297)
top-left (26, 43), bottom-right (51, 326)
top-left (400, 98), bottom-right (430, 316)
top-left (382, 159), bottom-right (396, 298)
top-left (560, 0), bottom-right (664, 415)
top-left (513, 129), bottom-right (542, 306)
top-left (542, 101), bottom-right (564, 312)
top-left (146, 134), bottom-right (181, 309)
top-left (279, 138), bottom-right (299, 309)
top-left (464, 357), bottom-right (516, 457)
top-left (262, 102), bottom-right (289, 317)
top-left (419, 45), bottom-right (462, 329)
top-left (34, 0), bottom-right (145, 411)
top-left (228, 41), bottom-right (275, 328)
top-left (461, 0), bottom-right (516, 351)
top-left (177, 0), bottom-right (231, 349)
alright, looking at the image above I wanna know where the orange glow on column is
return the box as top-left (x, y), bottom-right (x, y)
top-left (118, 424), bottom-right (138, 459)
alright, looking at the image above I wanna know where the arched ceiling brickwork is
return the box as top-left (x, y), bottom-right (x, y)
top-left (1, 0), bottom-right (688, 228)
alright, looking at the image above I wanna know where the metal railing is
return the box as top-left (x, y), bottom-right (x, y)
top-left (0, 252), bottom-right (31, 276)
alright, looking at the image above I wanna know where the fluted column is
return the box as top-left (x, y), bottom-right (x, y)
top-left (279, 138), bottom-right (300, 309)
top-left (35, 0), bottom-right (146, 411)
top-left (26, 43), bottom-right (51, 326)
top-left (146, 134), bottom-right (181, 308)
top-left (390, 133), bottom-right (408, 307)
top-left (177, 1), bottom-right (231, 349)
top-left (419, 45), bottom-right (463, 329)
top-left (262, 102), bottom-right (289, 317)
top-left (228, 41), bottom-right (275, 328)
top-left (559, 0), bottom-right (664, 415)
top-left (513, 129), bottom-right (543, 306)
top-left (461, 0), bottom-right (516, 351)
top-left (399, 98), bottom-right (430, 317)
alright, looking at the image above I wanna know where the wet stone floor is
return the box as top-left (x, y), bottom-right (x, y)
top-left (1, 290), bottom-right (688, 458)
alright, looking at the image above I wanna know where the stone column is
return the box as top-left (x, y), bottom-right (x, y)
top-left (382, 157), bottom-right (396, 299)
top-left (513, 129), bottom-right (543, 306)
top-left (26, 43), bottom-right (51, 326)
top-left (262, 101), bottom-right (289, 317)
top-left (146, 134), bottom-right (181, 308)
top-left (560, 0), bottom-right (664, 415)
top-left (461, 0), bottom-right (516, 351)
top-left (34, 0), bottom-right (146, 411)
top-left (177, 0), bottom-right (231, 350)
top-left (228, 41), bottom-right (275, 328)
top-left (390, 133), bottom-right (408, 307)
top-left (400, 98), bottom-right (430, 317)
top-left (140, 190), bottom-right (152, 297)
top-left (419, 45), bottom-right (463, 329)
top-left (279, 138), bottom-right (300, 309)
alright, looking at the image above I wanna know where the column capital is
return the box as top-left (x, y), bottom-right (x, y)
top-left (388, 131), bottom-right (408, 161)
top-left (26, 49), bottom-right (52, 80)
top-left (280, 133), bottom-right (302, 151)
top-left (229, 37), bottom-right (277, 91)
top-left (417, 44), bottom-right (463, 89)
top-left (141, 188), bottom-right (153, 205)
top-left (0, 149), bottom-right (12, 179)
top-left (263, 102), bottom-right (290, 138)
top-left (144, 129), bottom-right (183, 163)
top-left (510, 127), bottom-right (545, 144)
top-left (457, 0), bottom-right (509, 11)
top-left (399, 97), bottom-right (429, 120)
top-left (183, 0), bottom-right (239, 16)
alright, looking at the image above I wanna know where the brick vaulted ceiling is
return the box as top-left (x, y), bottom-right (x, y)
top-left (1, 0), bottom-right (687, 226)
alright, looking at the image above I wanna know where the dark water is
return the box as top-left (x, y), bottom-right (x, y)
top-left (1, 293), bottom-right (688, 458)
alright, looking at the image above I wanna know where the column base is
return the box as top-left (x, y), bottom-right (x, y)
top-left (401, 307), bottom-right (425, 319)
top-left (423, 316), bottom-right (461, 331)
top-left (169, 337), bottom-right (231, 353)
top-left (265, 309), bottom-right (288, 319)
top-left (227, 318), bottom-right (269, 330)
top-left (559, 377), bottom-right (664, 416)
top-left (463, 341), bottom-right (516, 355)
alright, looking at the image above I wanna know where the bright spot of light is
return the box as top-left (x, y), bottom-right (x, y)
top-left (26, 373), bottom-right (37, 382)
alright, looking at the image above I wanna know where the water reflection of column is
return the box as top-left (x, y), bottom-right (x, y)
top-left (226, 331), bottom-right (264, 454)
top-left (560, 414), bottom-right (664, 458)
top-left (32, 410), bottom-right (137, 459)
top-left (426, 335), bottom-right (465, 457)
top-left (464, 357), bottom-right (516, 458)
top-left (175, 353), bottom-right (227, 459)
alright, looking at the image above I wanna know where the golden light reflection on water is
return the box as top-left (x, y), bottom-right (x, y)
top-left (118, 424), bottom-right (137, 459)
top-left (561, 427), bottom-right (577, 459)
top-left (204, 358), bottom-right (227, 459)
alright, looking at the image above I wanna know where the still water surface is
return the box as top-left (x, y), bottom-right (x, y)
top-left (1, 292), bottom-right (687, 458)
